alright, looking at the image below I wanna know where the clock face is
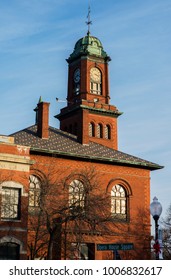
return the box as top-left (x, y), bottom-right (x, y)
top-left (74, 68), bottom-right (80, 83)
top-left (90, 67), bottom-right (101, 82)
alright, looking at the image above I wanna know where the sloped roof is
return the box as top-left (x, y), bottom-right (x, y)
top-left (10, 125), bottom-right (163, 170)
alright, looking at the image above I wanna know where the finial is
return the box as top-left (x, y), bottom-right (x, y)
top-left (38, 96), bottom-right (42, 103)
top-left (86, 5), bottom-right (92, 35)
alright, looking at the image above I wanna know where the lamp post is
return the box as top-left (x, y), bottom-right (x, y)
top-left (150, 197), bottom-right (162, 260)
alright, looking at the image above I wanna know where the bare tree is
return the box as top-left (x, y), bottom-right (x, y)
top-left (161, 203), bottom-right (171, 259)
top-left (27, 166), bottom-right (119, 259)
top-left (127, 207), bottom-right (152, 260)
top-left (27, 166), bottom-right (153, 260)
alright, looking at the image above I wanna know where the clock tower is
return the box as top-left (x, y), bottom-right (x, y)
top-left (55, 31), bottom-right (122, 149)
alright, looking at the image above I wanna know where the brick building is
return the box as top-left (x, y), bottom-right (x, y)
top-left (0, 31), bottom-right (163, 260)
top-left (0, 136), bottom-right (33, 259)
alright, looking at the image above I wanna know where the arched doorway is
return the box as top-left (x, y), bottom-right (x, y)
top-left (0, 242), bottom-right (20, 260)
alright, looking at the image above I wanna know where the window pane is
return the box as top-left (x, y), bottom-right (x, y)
top-left (111, 199), bottom-right (115, 213)
top-left (105, 125), bottom-right (111, 139)
top-left (121, 200), bottom-right (126, 214)
top-left (90, 82), bottom-right (101, 95)
top-left (89, 122), bottom-right (95, 137)
top-left (29, 175), bottom-right (41, 208)
top-left (97, 124), bottom-right (100, 138)
top-left (111, 185), bottom-right (127, 219)
top-left (97, 124), bottom-right (103, 138)
top-left (99, 124), bottom-right (103, 138)
top-left (69, 180), bottom-right (84, 208)
top-left (29, 190), bottom-right (34, 207)
top-left (116, 200), bottom-right (120, 213)
top-left (89, 123), bottom-right (93, 137)
top-left (1, 188), bottom-right (20, 219)
top-left (116, 191), bottom-right (120, 197)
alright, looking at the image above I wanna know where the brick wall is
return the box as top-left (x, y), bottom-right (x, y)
top-left (0, 140), bottom-right (32, 259)
top-left (29, 153), bottom-right (151, 259)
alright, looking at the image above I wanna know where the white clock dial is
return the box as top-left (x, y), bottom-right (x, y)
top-left (90, 67), bottom-right (101, 82)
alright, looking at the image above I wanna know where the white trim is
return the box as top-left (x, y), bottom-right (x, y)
top-left (0, 181), bottom-right (27, 196)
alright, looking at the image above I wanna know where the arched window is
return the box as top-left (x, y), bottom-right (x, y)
top-left (97, 123), bottom-right (103, 138)
top-left (111, 185), bottom-right (127, 220)
top-left (105, 124), bottom-right (111, 139)
top-left (29, 175), bottom-right (41, 209)
top-left (69, 180), bottom-right (85, 209)
top-left (89, 122), bottom-right (95, 137)
top-left (0, 243), bottom-right (20, 260)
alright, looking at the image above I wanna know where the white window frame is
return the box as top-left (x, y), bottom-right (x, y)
top-left (0, 181), bottom-right (24, 221)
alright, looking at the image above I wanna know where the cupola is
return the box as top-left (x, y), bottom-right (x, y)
top-left (67, 33), bottom-right (111, 63)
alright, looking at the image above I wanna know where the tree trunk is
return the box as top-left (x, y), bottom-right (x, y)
top-left (47, 232), bottom-right (54, 260)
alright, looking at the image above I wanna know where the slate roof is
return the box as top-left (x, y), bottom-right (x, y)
top-left (10, 125), bottom-right (163, 170)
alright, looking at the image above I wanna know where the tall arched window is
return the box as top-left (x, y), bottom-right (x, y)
top-left (29, 175), bottom-right (41, 209)
top-left (105, 124), bottom-right (111, 139)
top-left (111, 184), bottom-right (127, 220)
top-left (89, 122), bottom-right (95, 137)
top-left (97, 123), bottom-right (103, 138)
top-left (69, 180), bottom-right (85, 209)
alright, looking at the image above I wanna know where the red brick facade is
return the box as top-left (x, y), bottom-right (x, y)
top-left (0, 143), bottom-right (152, 259)
top-left (0, 32), bottom-right (162, 260)
top-left (29, 154), bottom-right (151, 260)
top-left (0, 137), bottom-right (33, 259)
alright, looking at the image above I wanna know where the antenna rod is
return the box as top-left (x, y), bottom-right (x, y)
top-left (86, 5), bottom-right (92, 35)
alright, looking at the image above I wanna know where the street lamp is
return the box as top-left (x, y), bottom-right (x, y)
top-left (150, 197), bottom-right (162, 260)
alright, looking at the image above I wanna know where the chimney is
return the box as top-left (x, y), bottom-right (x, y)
top-left (37, 100), bottom-right (50, 139)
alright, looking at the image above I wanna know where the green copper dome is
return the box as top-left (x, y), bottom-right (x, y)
top-left (67, 33), bottom-right (110, 62)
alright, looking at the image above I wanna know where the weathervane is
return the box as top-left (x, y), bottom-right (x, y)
top-left (86, 5), bottom-right (92, 35)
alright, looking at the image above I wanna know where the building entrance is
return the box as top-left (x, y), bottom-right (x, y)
top-left (0, 242), bottom-right (20, 260)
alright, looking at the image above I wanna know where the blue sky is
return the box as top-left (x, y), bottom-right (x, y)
top-left (0, 0), bottom-right (171, 218)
